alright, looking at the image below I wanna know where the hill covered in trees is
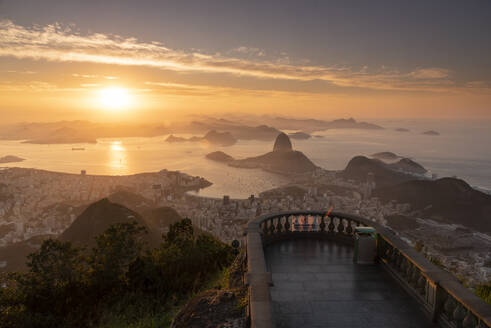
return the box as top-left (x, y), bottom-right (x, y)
top-left (0, 218), bottom-right (235, 328)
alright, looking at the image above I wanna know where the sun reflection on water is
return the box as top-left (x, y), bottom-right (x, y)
top-left (108, 140), bottom-right (128, 173)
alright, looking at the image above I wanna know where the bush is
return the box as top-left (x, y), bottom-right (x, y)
top-left (0, 219), bottom-right (234, 327)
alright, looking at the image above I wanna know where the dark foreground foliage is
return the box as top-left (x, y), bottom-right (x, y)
top-left (476, 284), bottom-right (491, 305)
top-left (0, 219), bottom-right (234, 327)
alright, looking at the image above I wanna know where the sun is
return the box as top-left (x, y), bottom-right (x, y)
top-left (98, 87), bottom-right (131, 110)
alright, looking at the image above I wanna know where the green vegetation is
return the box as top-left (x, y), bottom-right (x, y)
top-left (475, 284), bottom-right (491, 305)
top-left (0, 219), bottom-right (234, 328)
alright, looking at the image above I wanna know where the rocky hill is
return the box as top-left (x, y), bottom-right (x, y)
top-left (423, 130), bottom-right (440, 136)
top-left (206, 133), bottom-right (317, 175)
top-left (288, 131), bottom-right (311, 140)
top-left (388, 158), bottom-right (427, 175)
top-left (374, 178), bottom-right (491, 232)
top-left (202, 130), bottom-right (237, 146)
top-left (0, 155), bottom-right (25, 164)
top-left (205, 151), bottom-right (235, 162)
top-left (371, 152), bottom-right (401, 161)
top-left (229, 133), bottom-right (317, 175)
top-left (142, 207), bottom-right (182, 233)
top-left (189, 121), bottom-right (280, 141)
top-left (59, 198), bottom-right (160, 247)
top-left (230, 150), bottom-right (317, 174)
top-left (342, 156), bottom-right (416, 187)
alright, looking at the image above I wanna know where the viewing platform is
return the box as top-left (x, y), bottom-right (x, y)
top-left (244, 211), bottom-right (491, 328)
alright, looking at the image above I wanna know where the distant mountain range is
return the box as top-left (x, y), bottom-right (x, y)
top-left (0, 116), bottom-right (384, 144)
top-left (166, 130), bottom-right (237, 146)
top-left (271, 117), bottom-right (383, 133)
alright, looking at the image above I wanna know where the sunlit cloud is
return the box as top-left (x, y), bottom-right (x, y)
top-left (5, 70), bottom-right (37, 74)
top-left (230, 46), bottom-right (266, 57)
top-left (0, 80), bottom-right (82, 92)
top-left (409, 68), bottom-right (449, 79)
top-left (72, 73), bottom-right (97, 78)
top-left (143, 81), bottom-right (314, 98)
top-left (0, 20), bottom-right (489, 95)
top-left (80, 83), bottom-right (100, 88)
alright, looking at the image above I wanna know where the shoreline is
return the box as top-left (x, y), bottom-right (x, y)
top-left (2, 165), bottom-right (491, 198)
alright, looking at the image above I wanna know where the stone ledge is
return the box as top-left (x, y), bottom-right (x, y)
top-left (246, 272), bottom-right (273, 287)
top-left (245, 211), bottom-right (491, 328)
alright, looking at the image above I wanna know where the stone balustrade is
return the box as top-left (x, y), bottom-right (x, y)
top-left (245, 211), bottom-right (491, 328)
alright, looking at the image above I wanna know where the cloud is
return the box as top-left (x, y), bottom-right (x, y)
top-left (72, 73), bottom-right (98, 78)
top-left (0, 20), bottom-right (487, 94)
top-left (409, 68), bottom-right (449, 79)
top-left (230, 46), bottom-right (266, 57)
top-left (0, 80), bottom-right (82, 92)
top-left (143, 81), bottom-right (313, 98)
top-left (5, 70), bottom-right (36, 74)
top-left (80, 83), bottom-right (100, 88)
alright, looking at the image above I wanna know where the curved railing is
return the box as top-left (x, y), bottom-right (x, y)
top-left (245, 211), bottom-right (491, 328)
top-left (257, 210), bottom-right (370, 246)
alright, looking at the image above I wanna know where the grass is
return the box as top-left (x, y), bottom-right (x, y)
top-left (96, 267), bottom-right (233, 328)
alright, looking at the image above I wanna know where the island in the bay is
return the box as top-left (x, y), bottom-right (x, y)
top-left (423, 130), bottom-right (440, 136)
top-left (206, 132), bottom-right (318, 175)
top-left (166, 130), bottom-right (237, 146)
top-left (0, 155), bottom-right (25, 164)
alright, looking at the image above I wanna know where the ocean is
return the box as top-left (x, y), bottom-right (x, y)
top-left (1, 119), bottom-right (490, 198)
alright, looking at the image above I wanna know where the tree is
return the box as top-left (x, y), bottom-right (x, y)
top-left (2, 239), bottom-right (86, 327)
top-left (89, 221), bottom-right (147, 293)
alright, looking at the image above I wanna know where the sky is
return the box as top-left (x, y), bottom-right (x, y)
top-left (0, 0), bottom-right (490, 123)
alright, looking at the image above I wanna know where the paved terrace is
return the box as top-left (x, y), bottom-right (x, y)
top-left (245, 211), bottom-right (491, 328)
top-left (266, 239), bottom-right (436, 328)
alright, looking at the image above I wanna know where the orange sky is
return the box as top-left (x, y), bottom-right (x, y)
top-left (1, 19), bottom-right (490, 123)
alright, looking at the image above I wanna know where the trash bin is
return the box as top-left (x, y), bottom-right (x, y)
top-left (353, 226), bottom-right (377, 264)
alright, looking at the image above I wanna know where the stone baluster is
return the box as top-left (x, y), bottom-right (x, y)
top-left (285, 215), bottom-right (291, 232)
top-left (396, 252), bottom-right (404, 271)
top-left (320, 215), bottom-right (326, 232)
top-left (337, 217), bottom-right (345, 234)
top-left (383, 243), bottom-right (391, 261)
top-left (405, 261), bottom-right (413, 280)
top-left (410, 265), bottom-right (419, 287)
top-left (346, 219), bottom-right (353, 235)
top-left (314, 215), bottom-right (320, 231)
top-left (328, 216), bottom-right (335, 232)
top-left (444, 295), bottom-right (457, 318)
top-left (276, 216), bottom-right (283, 233)
top-left (477, 321), bottom-right (490, 328)
top-left (399, 257), bottom-right (407, 275)
top-left (389, 247), bottom-right (398, 266)
top-left (416, 274), bottom-right (426, 296)
top-left (462, 311), bottom-right (477, 328)
top-left (261, 221), bottom-right (268, 235)
top-left (453, 304), bottom-right (467, 328)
